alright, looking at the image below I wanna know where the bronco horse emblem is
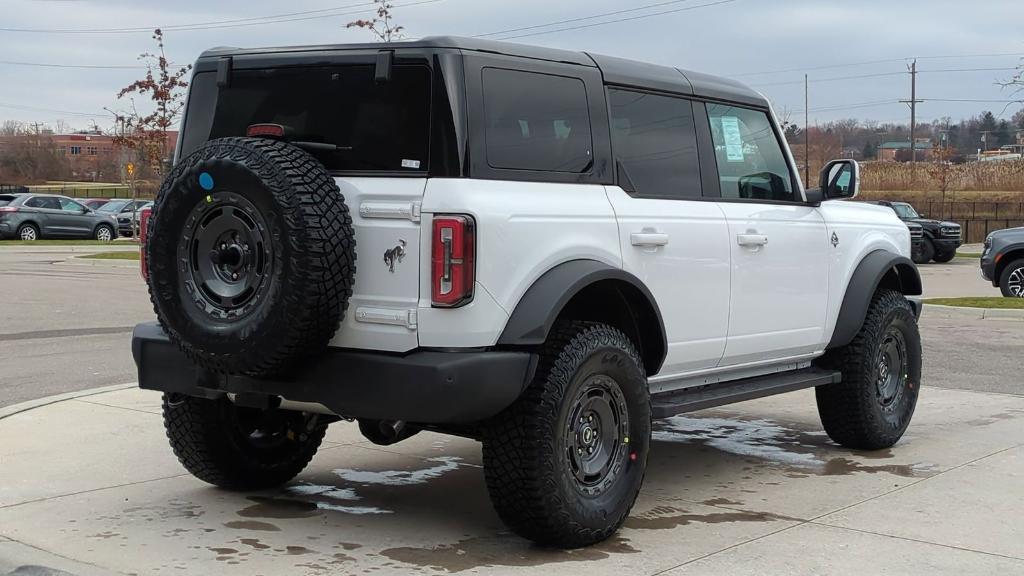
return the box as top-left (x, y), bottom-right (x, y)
top-left (383, 240), bottom-right (407, 273)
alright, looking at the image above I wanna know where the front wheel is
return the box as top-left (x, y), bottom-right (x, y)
top-left (815, 289), bottom-right (921, 449)
top-left (999, 259), bottom-right (1024, 298)
top-left (94, 224), bottom-right (114, 242)
top-left (932, 250), bottom-right (955, 263)
top-left (162, 393), bottom-right (327, 490)
top-left (917, 238), bottom-right (935, 264)
top-left (482, 321), bottom-right (651, 548)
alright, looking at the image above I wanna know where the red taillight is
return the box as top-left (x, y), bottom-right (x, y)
top-left (139, 206), bottom-right (152, 281)
top-left (246, 123), bottom-right (286, 138)
top-left (0, 206), bottom-right (17, 213)
top-left (431, 215), bottom-right (475, 308)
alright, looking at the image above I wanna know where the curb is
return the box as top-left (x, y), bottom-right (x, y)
top-left (0, 245), bottom-right (138, 253)
top-left (923, 303), bottom-right (1024, 320)
top-left (0, 383), bottom-right (137, 421)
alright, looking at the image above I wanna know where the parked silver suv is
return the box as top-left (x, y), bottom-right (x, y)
top-left (0, 193), bottom-right (118, 241)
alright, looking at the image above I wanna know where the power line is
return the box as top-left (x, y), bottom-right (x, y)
top-left (925, 98), bottom-right (1023, 103)
top-left (753, 71), bottom-right (906, 88)
top-left (0, 0), bottom-right (440, 34)
top-left (0, 60), bottom-right (146, 70)
top-left (483, 0), bottom-right (739, 41)
top-left (732, 51), bottom-right (1024, 78)
top-left (0, 102), bottom-right (104, 118)
top-left (475, 0), bottom-right (699, 38)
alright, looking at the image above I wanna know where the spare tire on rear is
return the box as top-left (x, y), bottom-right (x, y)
top-left (147, 137), bottom-right (356, 376)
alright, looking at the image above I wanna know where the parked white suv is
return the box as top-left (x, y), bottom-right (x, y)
top-left (133, 37), bottom-right (923, 548)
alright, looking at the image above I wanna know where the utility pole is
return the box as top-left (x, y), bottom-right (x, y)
top-left (899, 59), bottom-right (924, 178)
top-left (804, 74), bottom-right (809, 186)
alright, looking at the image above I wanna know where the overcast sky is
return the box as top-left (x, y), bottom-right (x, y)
top-left (1, 0), bottom-right (1022, 132)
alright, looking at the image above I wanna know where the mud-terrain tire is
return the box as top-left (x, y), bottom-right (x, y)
top-left (146, 137), bottom-right (355, 376)
top-left (815, 289), bottom-right (921, 450)
top-left (482, 321), bottom-right (651, 548)
top-left (998, 258), bottom-right (1024, 297)
top-left (932, 250), bottom-right (955, 263)
top-left (162, 393), bottom-right (327, 490)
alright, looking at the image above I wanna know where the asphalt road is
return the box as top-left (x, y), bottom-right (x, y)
top-left (0, 246), bottom-right (152, 408)
top-left (0, 247), bottom-right (1019, 409)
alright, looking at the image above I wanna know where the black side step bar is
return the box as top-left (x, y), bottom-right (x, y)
top-left (650, 367), bottom-right (841, 419)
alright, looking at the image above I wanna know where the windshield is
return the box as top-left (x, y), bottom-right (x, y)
top-left (892, 203), bottom-right (920, 219)
top-left (182, 64), bottom-right (431, 173)
top-left (98, 200), bottom-right (129, 213)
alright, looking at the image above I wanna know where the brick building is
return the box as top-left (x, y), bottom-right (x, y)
top-left (877, 139), bottom-right (934, 162)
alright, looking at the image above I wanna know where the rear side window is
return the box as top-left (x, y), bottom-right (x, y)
top-left (25, 196), bottom-right (61, 209)
top-left (187, 65), bottom-right (431, 172)
top-left (706, 104), bottom-right (794, 202)
top-left (609, 89), bottom-right (701, 198)
top-left (0, 195), bottom-right (14, 207)
top-left (482, 68), bottom-right (593, 173)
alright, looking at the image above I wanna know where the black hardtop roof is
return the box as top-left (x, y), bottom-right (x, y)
top-left (198, 35), bottom-right (767, 108)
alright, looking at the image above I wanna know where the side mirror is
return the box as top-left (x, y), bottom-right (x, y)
top-left (819, 159), bottom-right (859, 200)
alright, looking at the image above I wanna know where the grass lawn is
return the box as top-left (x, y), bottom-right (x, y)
top-left (925, 297), bottom-right (1024, 309)
top-left (78, 251), bottom-right (140, 260)
top-left (0, 239), bottom-right (136, 246)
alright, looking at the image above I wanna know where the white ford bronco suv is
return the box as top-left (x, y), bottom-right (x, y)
top-left (133, 37), bottom-right (923, 548)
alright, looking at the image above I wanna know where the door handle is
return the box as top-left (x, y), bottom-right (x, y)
top-left (631, 232), bottom-right (670, 247)
top-left (737, 234), bottom-right (768, 247)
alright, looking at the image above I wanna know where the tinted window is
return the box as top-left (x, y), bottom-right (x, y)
top-left (187, 65), bottom-right (431, 172)
top-left (482, 68), bottom-right (592, 173)
top-left (609, 89), bottom-right (701, 198)
top-left (706, 104), bottom-right (794, 202)
top-left (0, 195), bottom-right (14, 207)
top-left (25, 196), bottom-right (61, 209)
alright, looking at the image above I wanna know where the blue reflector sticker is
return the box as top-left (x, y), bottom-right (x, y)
top-left (198, 172), bottom-right (214, 191)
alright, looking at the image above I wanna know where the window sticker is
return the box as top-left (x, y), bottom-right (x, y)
top-left (401, 159), bottom-right (421, 169)
top-left (720, 116), bottom-right (744, 162)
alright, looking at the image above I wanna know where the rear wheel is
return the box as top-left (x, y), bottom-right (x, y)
top-left (17, 223), bottom-right (38, 241)
top-left (482, 321), bottom-right (650, 548)
top-left (815, 289), bottom-right (921, 449)
top-left (999, 258), bottom-right (1024, 298)
top-left (162, 393), bottom-right (327, 490)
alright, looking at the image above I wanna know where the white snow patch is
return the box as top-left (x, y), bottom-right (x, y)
top-left (332, 456), bottom-right (462, 486)
top-left (287, 483), bottom-right (361, 501)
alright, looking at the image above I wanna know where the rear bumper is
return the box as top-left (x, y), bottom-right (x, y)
top-left (132, 322), bottom-right (536, 424)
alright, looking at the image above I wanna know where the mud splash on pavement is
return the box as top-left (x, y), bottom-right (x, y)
top-left (380, 534), bottom-right (639, 573)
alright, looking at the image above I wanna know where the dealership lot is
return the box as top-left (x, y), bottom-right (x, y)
top-left (0, 245), bottom-right (1022, 574)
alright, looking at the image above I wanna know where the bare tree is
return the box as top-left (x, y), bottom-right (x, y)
top-left (113, 28), bottom-right (191, 181)
top-left (346, 0), bottom-right (405, 41)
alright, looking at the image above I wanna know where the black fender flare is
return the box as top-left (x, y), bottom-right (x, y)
top-left (497, 259), bottom-right (667, 374)
top-left (828, 250), bottom-right (922, 349)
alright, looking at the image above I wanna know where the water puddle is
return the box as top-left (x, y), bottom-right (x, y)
top-left (223, 520), bottom-right (280, 531)
top-left (332, 456), bottom-right (462, 486)
top-left (625, 505), bottom-right (791, 530)
top-left (653, 415), bottom-right (936, 477)
top-left (380, 534), bottom-right (639, 573)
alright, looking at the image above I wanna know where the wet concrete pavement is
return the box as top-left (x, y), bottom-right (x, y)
top-left (1, 386), bottom-right (1021, 575)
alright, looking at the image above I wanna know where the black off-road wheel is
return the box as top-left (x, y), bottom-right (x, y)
top-left (482, 321), bottom-right (651, 548)
top-left (146, 137), bottom-right (356, 376)
top-left (918, 238), bottom-right (935, 264)
top-left (162, 393), bottom-right (327, 490)
top-left (932, 250), bottom-right (955, 263)
top-left (998, 258), bottom-right (1024, 298)
top-left (815, 289), bottom-right (922, 450)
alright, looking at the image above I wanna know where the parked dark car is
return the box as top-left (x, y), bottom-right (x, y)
top-left (907, 221), bottom-right (924, 263)
top-left (115, 201), bottom-right (153, 237)
top-left (981, 227), bottom-right (1024, 297)
top-left (80, 198), bottom-right (113, 210)
top-left (874, 201), bottom-right (962, 264)
top-left (0, 193), bottom-right (118, 241)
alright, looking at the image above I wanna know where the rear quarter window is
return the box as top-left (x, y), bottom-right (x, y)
top-left (182, 64), bottom-right (431, 173)
top-left (481, 68), bottom-right (593, 173)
